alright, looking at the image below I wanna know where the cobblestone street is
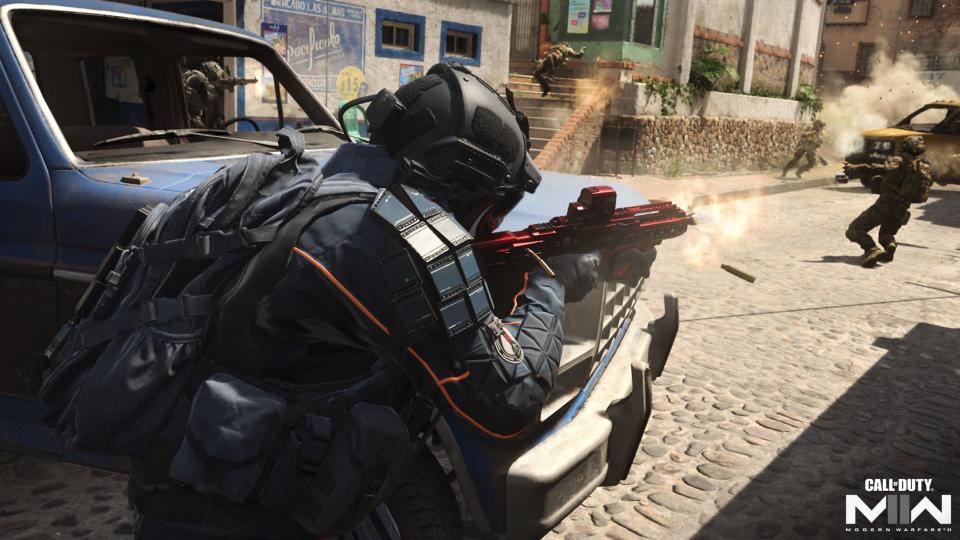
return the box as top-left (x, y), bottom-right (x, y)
top-left (547, 180), bottom-right (960, 539)
top-left (1, 180), bottom-right (958, 539)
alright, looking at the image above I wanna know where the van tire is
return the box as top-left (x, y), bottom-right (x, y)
top-left (387, 451), bottom-right (464, 539)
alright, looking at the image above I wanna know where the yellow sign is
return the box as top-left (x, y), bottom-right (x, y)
top-left (336, 66), bottom-right (365, 101)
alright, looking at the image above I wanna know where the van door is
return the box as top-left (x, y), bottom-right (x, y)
top-left (0, 58), bottom-right (58, 398)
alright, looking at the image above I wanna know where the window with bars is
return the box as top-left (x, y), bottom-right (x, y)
top-left (440, 21), bottom-right (481, 67)
top-left (910, 0), bottom-right (934, 17)
top-left (856, 42), bottom-right (876, 75)
top-left (927, 55), bottom-right (943, 71)
top-left (382, 21), bottom-right (416, 50)
top-left (375, 9), bottom-right (425, 61)
top-left (832, 0), bottom-right (853, 14)
top-left (445, 31), bottom-right (475, 58)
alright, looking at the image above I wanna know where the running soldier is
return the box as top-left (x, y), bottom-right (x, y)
top-left (843, 135), bottom-right (933, 267)
top-left (533, 43), bottom-right (586, 97)
top-left (782, 119), bottom-right (827, 178)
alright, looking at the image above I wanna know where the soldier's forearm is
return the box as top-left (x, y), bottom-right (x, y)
top-left (845, 164), bottom-right (883, 177)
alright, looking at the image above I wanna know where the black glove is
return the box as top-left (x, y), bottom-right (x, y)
top-left (547, 251), bottom-right (600, 303)
top-left (609, 247), bottom-right (657, 283)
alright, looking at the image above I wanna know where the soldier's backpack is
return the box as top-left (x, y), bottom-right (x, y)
top-left (37, 127), bottom-right (378, 455)
top-left (900, 158), bottom-right (934, 204)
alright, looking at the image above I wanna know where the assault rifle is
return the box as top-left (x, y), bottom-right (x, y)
top-left (212, 77), bottom-right (259, 91)
top-left (473, 186), bottom-right (693, 308)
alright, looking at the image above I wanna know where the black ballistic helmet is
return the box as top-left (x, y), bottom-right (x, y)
top-left (355, 63), bottom-right (541, 235)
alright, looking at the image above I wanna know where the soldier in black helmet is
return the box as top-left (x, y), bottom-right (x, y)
top-left (843, 135), bottom-right (933, 268)
top-left (130, 63), bottom-right (614, 539)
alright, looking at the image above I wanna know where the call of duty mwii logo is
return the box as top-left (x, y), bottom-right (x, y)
top-left (846, 478), bottom-right (952, 534)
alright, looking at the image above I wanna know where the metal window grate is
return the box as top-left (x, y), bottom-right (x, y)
top-left (909, 0), bottom-right (934, 17)
top-left (445, 30), bottom-right (475, 58)
top-left (856, 42), bottom-right (876, 75)
top-left (382, 20), bottom-right (417, 51)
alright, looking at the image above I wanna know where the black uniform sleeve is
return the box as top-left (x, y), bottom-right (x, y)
top-left (450, 271), bottom-right (565, 434)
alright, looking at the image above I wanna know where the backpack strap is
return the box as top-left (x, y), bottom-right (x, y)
top-left (209, 191), bottom-right (377, 376)
top-left (209, 128), bottom-right (303, 229)
top-left (76, 294), bottom-right (214, 349)
top-left (139, 224), bottom-right (281, 264)
top-left (209, 153), bottom-right (276, 229)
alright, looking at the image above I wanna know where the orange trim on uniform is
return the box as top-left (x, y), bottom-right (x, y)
top-left (293, 247), bottom-right (521, 440)
top-left (406, 347), bottom-right (520, 440)
top-left (438, 371), bottom-right (471, 385)
top-left (509, 272), bottom-right (529, 316)
top-left (294, 247), bottom-right (391, 336)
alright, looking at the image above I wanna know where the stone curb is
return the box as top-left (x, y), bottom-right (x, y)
top-left (687, 176), bottom-right (835, 207)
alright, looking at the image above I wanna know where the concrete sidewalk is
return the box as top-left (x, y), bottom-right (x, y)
top-left (592, 163), bottom-right (842, 207)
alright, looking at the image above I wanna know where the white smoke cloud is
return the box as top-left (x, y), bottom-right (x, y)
top-left (821, 53), bottom-right (958, 157)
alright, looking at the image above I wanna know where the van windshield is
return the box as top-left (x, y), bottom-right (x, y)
top-left (896, 105), bottom-right (960, 134)
top-left (11, 10), bottom-right (343, 163)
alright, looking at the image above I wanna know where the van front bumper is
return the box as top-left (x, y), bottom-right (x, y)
top-left (502, 295), bottom-right (677, 539)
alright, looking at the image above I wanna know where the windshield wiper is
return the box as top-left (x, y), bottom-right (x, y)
top-left (93, 128), bottom-right (279, 149)
top-left (297, 124), bottom-right (348, 139)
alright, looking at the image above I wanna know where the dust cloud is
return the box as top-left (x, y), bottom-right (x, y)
top-left (821, 53), bottom-right (958, 158)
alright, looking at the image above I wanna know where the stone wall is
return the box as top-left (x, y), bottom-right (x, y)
top-left (752, 43), bottom-right (792, 95)
top-left (799, 62), bottom-right (816, 87)
top-left (601, 115), bottom-right (809, 176)
top-left (535, 90), bottom-right (609, 174)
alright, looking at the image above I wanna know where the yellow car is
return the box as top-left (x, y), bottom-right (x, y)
top-left (844, 100), bottom-right (959, 192)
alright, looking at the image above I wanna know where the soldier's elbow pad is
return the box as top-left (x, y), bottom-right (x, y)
top-left (168, 373), bottom-right (286, 503)
top-left (258, 403), bottom-right (413, 535)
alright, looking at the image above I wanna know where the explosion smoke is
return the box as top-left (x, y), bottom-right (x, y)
top-left (821, 53), bottom-right (959, 157)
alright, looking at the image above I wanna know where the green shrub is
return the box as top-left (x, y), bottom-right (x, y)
top-left (644, 79), bottom-right (695, 116)
top-left (749, 83), bottom-right (784, 98)
top-left (795, 84), bottom-right (823, 117)
top-left (689, 46), bottom-right (740, 93)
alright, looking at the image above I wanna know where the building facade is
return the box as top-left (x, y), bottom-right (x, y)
top-left (126, 0), bottom-right (514, 116)
top-left (820, 0), bottom-right (960, 91)
top-left (518, 0), bottom-right (824, 96)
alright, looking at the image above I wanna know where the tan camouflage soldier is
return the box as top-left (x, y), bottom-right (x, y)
top-left (534, 43), bottom-right (586, 97)
top-left (843, 135), bottom-right (933, 267)
top-left (182, 61), bottom-right (256, 128)
top-left (183, 61), bottom-right (230, 128)
top-left (782, 119), bottom-right (827, 178)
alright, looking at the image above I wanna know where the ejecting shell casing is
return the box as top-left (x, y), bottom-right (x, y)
top-left (721, 263), bottom-right (756, 284)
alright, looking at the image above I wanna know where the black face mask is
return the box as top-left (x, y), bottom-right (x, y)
top-left (455, 189), bottom-right (524, 237)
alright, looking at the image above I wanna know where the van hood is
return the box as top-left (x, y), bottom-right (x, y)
top-left (77, 150), bottom-right (338, 191)
top-left (862, 127), bottom-right (922, 139)
top-left (78, 154), bottom-right (650, 228)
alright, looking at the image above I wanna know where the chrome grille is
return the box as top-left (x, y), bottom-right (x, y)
top-left (541, 279), bottom-right (642, 419)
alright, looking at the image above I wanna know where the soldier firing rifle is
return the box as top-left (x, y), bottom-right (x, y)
top-left (183, 60), bottom-right (257, 128)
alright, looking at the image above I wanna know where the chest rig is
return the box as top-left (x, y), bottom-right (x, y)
top-left (370, 185), bottom-right (494, 336)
